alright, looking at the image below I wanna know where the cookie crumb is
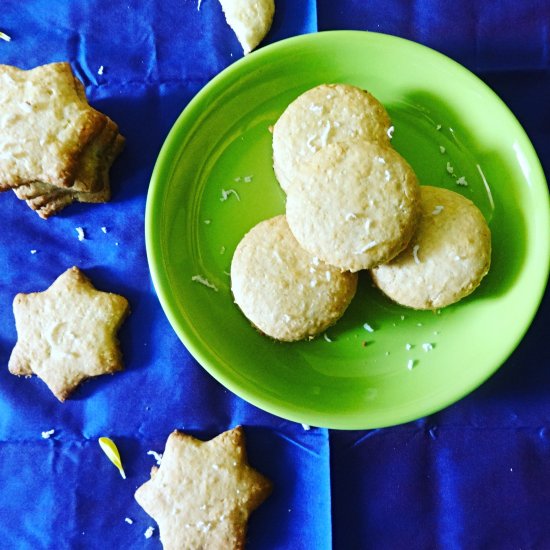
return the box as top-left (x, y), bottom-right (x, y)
top-left (191, 275), bottom-right (218, 292)
top-left (124, 517), bottom-right (134, 525)
top-left (75, 227), bottom-right (85, 241)
top-left (41, 429), bottom-right (55, 439)
top-left (147, 450), bottom-right (163, 466)
top-left (144, 526), bottom-right (155, 539)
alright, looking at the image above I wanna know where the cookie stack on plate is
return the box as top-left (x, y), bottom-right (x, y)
top-left (231, 84), bottom-right (491, 341)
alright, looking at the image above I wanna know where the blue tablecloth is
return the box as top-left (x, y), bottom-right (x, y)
top-left (0, 1), bottom-right (548, 548)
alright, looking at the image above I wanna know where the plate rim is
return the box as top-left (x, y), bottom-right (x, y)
top-left (145, 30), bottom-right (550, 429)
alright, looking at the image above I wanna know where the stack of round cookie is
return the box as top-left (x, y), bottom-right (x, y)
top-left (231, 84), bottom-right (491, 341)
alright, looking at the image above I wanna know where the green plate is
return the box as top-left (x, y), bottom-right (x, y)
top-left (145, 31), bottom-right (550, 429)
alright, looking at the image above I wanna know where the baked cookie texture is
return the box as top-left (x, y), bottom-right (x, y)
top-left (0, 62), bottom-right (124, 217)
top-left (8, 267), bottom-right (130, 401)
top-left (135, 426), bottom-right (272, 550)
top-left (231, 215), bottom-right (358, 341)
top-left (218, 0), bottom-right (275, 55)
top-left (272, 83), bottom-right (391, 192)
top-left (371, 186), bottom-right (492, 309)
top-left (286, 139), bottom-right (420, 272)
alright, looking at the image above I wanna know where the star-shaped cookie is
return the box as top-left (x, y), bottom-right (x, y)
top-left (135, 426), bottom-right (272, 549)
top-left (8, 267), bottom-right (130, 401)
top-left (0, 62), bottom-right (124, 217)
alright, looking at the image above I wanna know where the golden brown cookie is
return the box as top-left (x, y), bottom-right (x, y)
top-left (0, 62), bottom-right (124, 216)
top-left (285, 139), bottom-right (420, 272)
top-left (218, 0), bottom-right (275, 55)
top-left (8, 267), bottom-right (130, 401)
top-left (272, 83), bottom-right (391, 192)
top-left (231, 215), bottom-right (358, 341)
top-left (134, 426), bottom-right (272, 550)
top-left (371, 186), bottom-right (491, 309)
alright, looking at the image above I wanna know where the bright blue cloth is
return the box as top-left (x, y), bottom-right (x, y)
top-left (0, 1), bottom-right (548, 548)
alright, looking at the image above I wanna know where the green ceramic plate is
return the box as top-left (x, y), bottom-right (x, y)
top-left (145, 31), bottom-right (549, 429)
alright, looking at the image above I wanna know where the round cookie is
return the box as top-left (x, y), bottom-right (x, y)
top-left (230, 215), bottom-right (358, 341)
top-left (285, 139), bottom-right (420, 272)
top-left (371, 186), bottom-right (491, 310)
top-left (272, 83), bottom-right (392, 192)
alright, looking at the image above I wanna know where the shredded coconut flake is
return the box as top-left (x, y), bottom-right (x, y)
top-left (323, 333), bottom-right (332, 343)
top-left (191, 275), bottom-right (218, 292)
top-left (0, 31), bottom-right (11, 42)
top-left (197, 0), bottom-right (203, 10)
top-left (319, 120), bottom-right (331, 147)
top-left (75, 227), bottom-right (85, 241)
top-left (432, 205), bottom-right (444, 215)
top-left (345, 212), bottom-right (357, 221)
top-left (446, 162), bottom-right (454, 175)
top-left (144, 526), bottom-right (155, 539)
top-left (30, 249), bottom-right (37, 254)
top-left (309, 103), bottom-right (323, 113)
top-left (387, 125), bottom-right (394, 139)
top-left (363, 323), bottom-right (374, 333)
top-left (306, 134), bottom-right (317, 153)
top-left (204, 219), bottom-right (211, 224)
top-left (220, 188), bottom-right (240, 202)
top-left (376, 156), bottom-right (386, 164)
top-left (422, 343), bottom-right (434, 352)
top-left (312, 256), bottom-right (320, 266)
top-left (384, 169), bottom-right (391, 181)
top-left (124, 517), bottom-right (134, 525)
top-left (436, 124), bottom-right (442, 130)
top-left (41, 429), bottom-right (55, 439)
top-left (147, 450), bottom-right (163, 465)
top-left (456, 176), bottom-right (468, 186)
top-left (301, 424), bottom-right (311, 431)
top-left (357, 241), bottom-right (377, 254)
top-left (405, 343), bottom-right (412, 351)
top-left (243, 175), bottom-right (253, 183)
top-left (412, 244), bottom-right (421, 264)
top-left (407, 359), bottom-right (415, 370)
top-left (219, 246), bottom-right (225, 255)
top-left (325, 271), bottom-right (331, 281)
top-left (439, 145), bottom-right (446, 154)
top-left (97, 65), bottom-right (104, 75)
top-left (101, 226), bottom-right (108, 233)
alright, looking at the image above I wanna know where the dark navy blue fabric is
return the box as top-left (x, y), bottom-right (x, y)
top-left (0, 1), bottom-right (548, 549)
